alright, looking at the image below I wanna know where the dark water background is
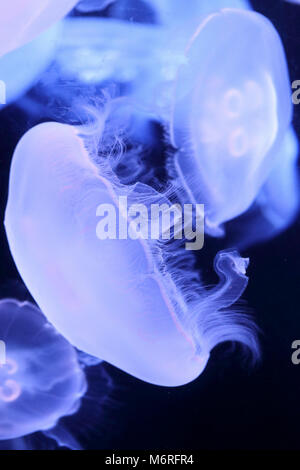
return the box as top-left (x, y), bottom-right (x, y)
top-left (0, 0), bottom-right (300, 450)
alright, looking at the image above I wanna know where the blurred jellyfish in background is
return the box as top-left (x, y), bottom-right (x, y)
top-left (5, 115), bottom-right (259, 387)
top-left (105, 0), bottom-right (250, 114)
top-left (0, 24), bottom-right (61, 109)
top-left (0, 0), bottom-right (78, 57)
top-left (0, 299), bottom-right (87, 449)
top-left (225, 127), bottom-right (299, 249)
top-left (43, 1), bottom-right (251, 114)
top-left (169, 8), bottom-right (298, 242)
top-left (256, 128), bottom-right (299, 239)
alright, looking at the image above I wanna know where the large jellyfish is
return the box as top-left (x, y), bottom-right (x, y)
top-left (169, 8), bottom-right (296, 237)
top-left (5, 118), bottom-right (259, 387)
top-left (0, 299), bottom-right (87, 443)
top-left (0, 0), bottom-right (78, 57)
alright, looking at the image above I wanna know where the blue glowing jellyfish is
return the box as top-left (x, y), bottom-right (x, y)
top-left (0, 299), bottom-right (87, 442)
top-left (0, 0), bottom-right (78, 57)
top-left (5, 118), bottom-right (259, 387)
top-left (169, 8), bottom-right (294, 237)
top-left (0, 24), bottom-right (60, 109)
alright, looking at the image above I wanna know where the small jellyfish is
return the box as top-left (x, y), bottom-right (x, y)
top-left (0, 299), bottom-right (87, 442)
top-left (169, 9), bottom-right (293, 236)
top-left (5, 119), bottom-right (259, 386)
top-left (0, 0), bottom-right (78, 57)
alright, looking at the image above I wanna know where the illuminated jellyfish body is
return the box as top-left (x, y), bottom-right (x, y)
top-left (0, 24), bottom-right (60, 109)
top-left (0, 0), bottom-right (78, 58)
top-left (0, 299), bottom-right (87, 442)
top-left (5, 120), bottom-right (259, 387)
top-left (169, 9), bottom-right (294, 237)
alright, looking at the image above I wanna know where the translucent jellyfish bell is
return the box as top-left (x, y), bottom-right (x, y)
top-left (0, 23), bottom-right (60, 108)
top-left (0, 299), bottom-right (87, 441)
top-left (170, 9), bottom-right (293, 236)
top-left (0, 0), bottom-right (78, 57)
top-left (5, 120), bottom-right (259, 387)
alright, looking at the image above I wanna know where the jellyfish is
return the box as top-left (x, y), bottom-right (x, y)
top-left (0, 0), bottom-right (78, 58)
top-left (0, 299), bottom-right (87, 446)
top-left (169, 8), bottom-right (295, 238)
top-left (5, 117), bottom-right (259, 387)
top-left (0, 23), bottom-right (61, 109)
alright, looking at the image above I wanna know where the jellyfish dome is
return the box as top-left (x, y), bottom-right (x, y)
top-left (0, 0), bottom-right (78, 57)
top-left (0, 299), bottom-right (87, 440)
top-left (170, 9), bottom-right (293, 236)
top-left (5, 119), bottom-right (259, 386)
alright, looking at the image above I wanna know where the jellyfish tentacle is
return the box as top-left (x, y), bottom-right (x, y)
top-left (210, 250), bottom-right (249, 309)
